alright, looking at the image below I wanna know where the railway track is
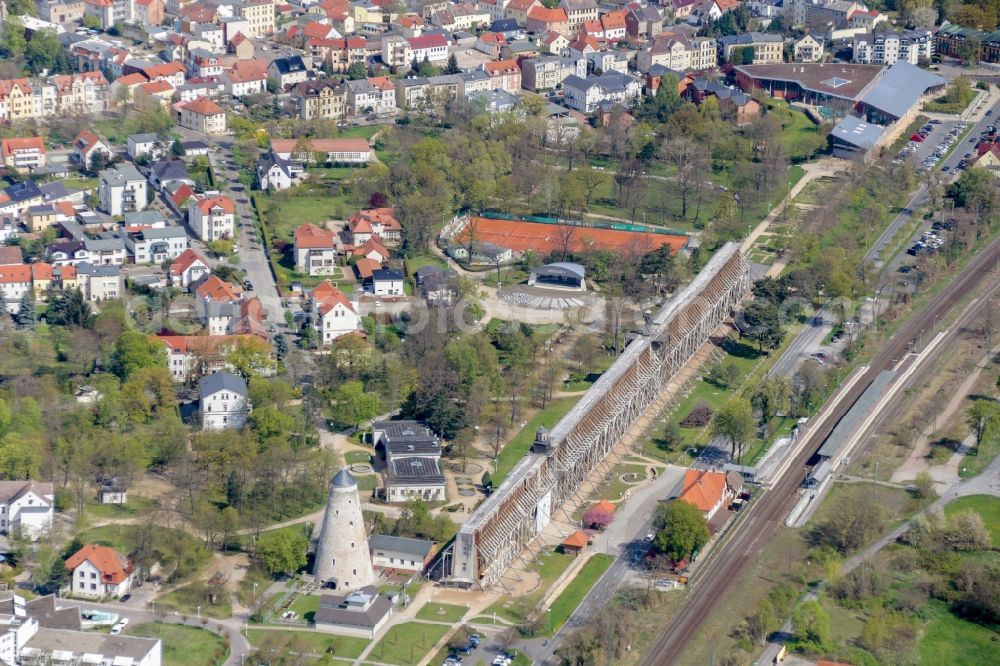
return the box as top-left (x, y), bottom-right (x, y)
top-left (641, 237), bottom-right (1000, 666)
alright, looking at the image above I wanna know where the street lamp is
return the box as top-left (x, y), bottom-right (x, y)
top-left (547, 607), bottom-right (552, 633)
top-left (197, 605), bottom-right (201, 620)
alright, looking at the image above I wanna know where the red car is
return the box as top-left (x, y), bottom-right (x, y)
top-left (911, 134), bottom-right (925, 142)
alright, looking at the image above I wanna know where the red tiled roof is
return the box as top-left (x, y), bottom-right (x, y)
top-left (142, 61), bottom-right (186, 78)
top-left (507, 0), bottom-right (538, 11)
top-left (65, 544), bottom-right (132, 584)
top-left (354, 256), bottom-right (380, 279)
top-left (294, 223), bottom-right (335, 249)
top-left (184, 97), bottom-right (225, 116)
top-left (312, 280), bottom-right (355, 314)
top-left (368, 76), bottom-right (393, 91)
top-left (169, 248), bottom-right (209, 276)
top-left (195, 194), bottom-right (235, 215)
top-left (562, 530), bottom-right (590, 549)
top-left (678, 469), bottom-right (727, 512)
top-left (31, 262), bottom-right (53, 281)
top-left (350, 207), bottom-right (400, 232)
top-left (484, 59), bottom-right (520, 75)
top-left (158, 333), bottom-right (257, 354)
top-left (355, 236), bottom-right (389, 260)
top-left (714, 0), bottom-right (739, 10)
top-left (116, 73), bottom-right (149, 87)
top-left (196, 275), bottom-right (242, 303)
top-left (1, 137), bottom-right (45, 158)
top-left (170, 184), bottom-right (195, 207)
top-left (73, 129), bottom-right (103, 154)
top-left (141, 80), bottom-right (174, 95)
top-left (591, 499), bottom-right (616, 514)
top-left (527, 6), bottom-right (567, 22)
top-left (0, 264), bottom-right (33, 284)
top-left (408, 33), bottom-right (448, 50)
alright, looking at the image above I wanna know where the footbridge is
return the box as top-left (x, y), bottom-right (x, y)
top-left (446, 243), bottom-right (753, 589)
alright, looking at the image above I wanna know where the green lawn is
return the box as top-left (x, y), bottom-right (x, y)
top-left (246, 628), bottom-right (369, 658)
top-left (945, 495), bottom-right (1000, 545)
top-left (338, 125), bottom-right (380, 140)
top-left (414, 602), bottom-right (469, 623)
top-left (493, 397), bottom-right (580, 485)
top-left (404, 255), bottom-right (449, 274)
top-left (155, 582), bottom-right (233, 619)
top-left (918, 600), bottom-right (999, 665)
top-left (485, 550), bottom-right (574, 624)
top-left (129, 623), bottom-right (228, 666)
top-left (543, 554), bottom-right (615, 635)
top-left (366, 622), bottom-right (450, 665)
top-left (86, 495), bottom-right (158, 520)
top-left (288, 594), bottom-right (320, 622)
top-left (345, 451), bottom-right (373, 465)
top-left (61, 176), bottom-right (99, 191)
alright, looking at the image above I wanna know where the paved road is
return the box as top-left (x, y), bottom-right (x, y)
top-left (173, 128), bottom-right (284, 324)
top-left (519, 465), bottom-right (687, 665)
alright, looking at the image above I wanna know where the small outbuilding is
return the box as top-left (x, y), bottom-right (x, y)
top-left (528, 262), bottom-right (586, 291)
top-left (561, 530), bottom-right (590, 556)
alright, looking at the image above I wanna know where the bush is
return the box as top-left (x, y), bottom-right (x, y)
top-left (680, 401), bottom-right (713, 428)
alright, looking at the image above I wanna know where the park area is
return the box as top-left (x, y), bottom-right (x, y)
top-left (129, 624), bottom-right (228, 666)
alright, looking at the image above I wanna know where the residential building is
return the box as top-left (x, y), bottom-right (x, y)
top-left (65, 544), bottom-right (133, 599)
top-left (635, 32), bottom-right (717, 72)
top-left (270, 138), bottom-right (372, 164)
top-left (345, 76), bottom-right (396, 116)
top-left (236, 0), bottom-right (276, 36)
top-left (126, 133), bottom-right (169, 161)
top-left (394, 75), bottom-right (461, 112)
top-left (98, 478), bottom-right (127, 505)
top-left (717, 32), bottom-right (785, 64)
top-left (268, 56), bottom-right (310, 90)
top-left (149, 159), bottom-right (193, 192)
top-left (133, 0), bottom-right (164, 26)
top-left (199, 370), bottom-right (251, 430)
top-left (381, 35), bottom-right (412, 68)
top-left (291, 79), bottom-right (347, 121)
top-left (0, 481), bottom-right (54, 539)
top-left (483, 59), bottom-right (521, 93)
top-left (221, 60), bottom-right (268, 97)
top-left (123, 226), bottom-right (189, 264)
top-left (75, 262), bottom-right (122, 302)
top-left (686, 77), bottom-right (761, 124)
top-left (368, 535), bottom-right (436, 573)
top-left (98, 163), bottom-right (148, 216)
top-left (525, 6), bottom-right (568, 36)
top-left (310, 280), bottom-right (360, 343)
top-left (972, 142), bottom-right (1000, 175)
top-left (853, 29), bottom-right (933, 65)
top-left (408, 33), bottom-right (449, 62)
top-left (587, 49), bottom-right (629, 75)
top-left (626, 5), bottom-right (662, 38)
top-left (521, 55), bottom-right (587, 91)
top-left (794, 33), bottom-right (824, 62)
top-left (563, 71), bottom-right (641, 113)
top-left (558, 0), bottom-right (597, 32)
top-left (294, 223), bottom-right (337, 275)
top-left (256, 151), bottom-right (305, 191)
top-left (81, 238), bottom-right (127, 266)
top-left (934, 23), bottom-right (1000, 64)
top-left (188, 194), bottom-right (236, 242)
top-left (0, 264), bottom-right (32, 312)
top-left (1, 137), bottom-right (46, 173)
top-left (73, 129), bottom-right (111, 170)
top-left (347, 207), bottom-right (402, 244)
top-left (459, 69), bottom-right (492, 95)
top-left (372, 268), bottom-right (404, 296)
top-left (476, 32), bottom-right (507, 58)
top-left (160, 334), bottom-right (265, 381)
top-left (168, 248), bottom-right (211, 288)
top-left (179, 97), bottom-right (227, 135)
top-left (413, 265), bottom-right (456, 303)
top-left (504, 0), bottom-right (540, 24)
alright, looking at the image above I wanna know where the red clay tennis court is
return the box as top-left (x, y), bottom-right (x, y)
top-left (463, 217), bottom-right (688, 256)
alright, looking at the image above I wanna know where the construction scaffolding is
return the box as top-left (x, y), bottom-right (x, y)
top-left (447, 243), bottom-right (752, 589)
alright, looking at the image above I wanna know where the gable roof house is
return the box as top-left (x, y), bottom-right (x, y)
top-left (72, 129), bottom-right (111, 169)
top-left (309, 280), bottom-right (361, 344)
top-left (199, 370), bottom-right (251, 430)
top-left (294, 223), bottom-right (337, 276)
top-left (169, 248), bottom-right (211, 288)
top-left (268, 55), bottom-right (310, 90)
top-left (563, 71), bottom-right (642, 113)
top-left (65, 544), bottom-right (133, 599)
top-left (678, 469), bottom-right (732, 522)
top-left (0, 481), bottom-right (54, 540)
top-left (256, 151), bottom-right (305, 191)
top-left (2, 137), bottom-right (47, 173)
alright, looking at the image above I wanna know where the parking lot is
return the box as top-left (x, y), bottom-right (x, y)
top-left (893, 119), bottom-right (967, 173)
top-left (442, 631), bottom-right (519, 666)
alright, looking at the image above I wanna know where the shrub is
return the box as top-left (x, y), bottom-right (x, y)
top-left (680, 401), bottom-right (713, 428)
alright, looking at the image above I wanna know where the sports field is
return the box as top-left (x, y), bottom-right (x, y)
top-left (463, 217), bottom-right (689, 256)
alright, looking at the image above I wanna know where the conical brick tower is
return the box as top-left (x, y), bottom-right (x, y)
top-left (313, 469), bottom-right (375, 590)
